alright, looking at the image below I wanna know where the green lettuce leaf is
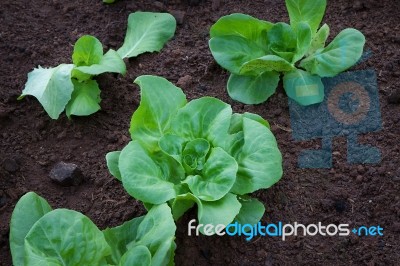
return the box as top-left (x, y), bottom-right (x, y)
top-left (170, 97), bottom-right (232, 147)
top-left (307, 23), bottom-right (329, 56)
top-left (119, 141), bottom-right (178, 204)
top-left (117, 12), bottom-right (176, 59)
top-left (230, 118), bottom-right (283, 195)
top-left (227, 72), bottom-right (280, 104)
top-left (24, 209), bottom-right (111, 266)
top-left (126, 204), bottom-right (176, 266)
top-left (72, 35), bottom-right (103, 67)
top-left (300, 28), bottom-right (365, 77)
top-left (19, 64), bottom-right (74, 119)
top-left (119, 246), bottom-right (151, 266)
top-left (292, 22), bottom-right (312, 63)
top-left (103, 216), bottom-right (144, 264)
top-left (106, 151), bottom-right (122, 181)
top-left (130, 75), bottom-right (187, 152)
top-left (239, 55), bottom-right (294, 75)
top-left (235, 196), bottom-right (265, 225)
top-left (9, 192), bottom-right (52, 266)
top-left (209, 35), bottom-right (266, 74)
top-left (283, 68), bottom-right (324, 105)
top-left (210, 13), bottom-right (273, 47)
top-left (184, 147), bottom-right (238, 201)
top-left (266, 22), bottom-right (297, 62)
top-left (66, 79), bottom-right (101, 117)
top-left (285, 0), bottom-right (327, 34)
top-left (74, 49), bottom-right (126, 75)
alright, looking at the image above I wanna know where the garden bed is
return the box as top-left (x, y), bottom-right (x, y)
top-left (1, 0), bottom-right (399, 265)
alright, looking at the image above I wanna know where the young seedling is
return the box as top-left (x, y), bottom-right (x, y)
top-left (10, 192), bottom-right (176, 266)
top-left (106, 75), bottom-right (283, 234)
top-left (19, 12), bottom-right (176, 119)
top-left (209, 0), bottom-right (365, 106)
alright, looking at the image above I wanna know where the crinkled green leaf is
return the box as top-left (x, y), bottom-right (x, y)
top-left (171, 193), bottom-right (197, 221)
top-left (24, 209), bottom-right (111, 266)
top-left (307, 23), bottom-right (329, 56)
top-left (199, 193), bottom-right (241, 234)
top-left (171, 97), bottom-right (232, 147)
top-left (292, 22), bottom-right (312, 63)
top-left (266, 22), bottom-right (297, 62)
top-left (184, 147), bottom-right (237, 201)
top-left (106, 151), bottom-right (122, 181)
top-left (104, 204), bottom-right (176, 266)
top-left (130, 75), bottom-right (187, 152)
top-left (103, 216), bottom-right (144, 264)
top-left (72, 35), bottom-right (103, 66)
top-left (126, 204), bottom-right (176, 265)
top-left (229, 113), bottom-right (270, 135)
top-left (74, 49), bottom-right (126, 75)
top-left (173, 193), bottom-right (241, 235)
top-left (119, 246), bottom-right (151, 266)
top-left (19, 64), bottom-right (74, 119)
top-left (239, 55), bottom-right (294, 75)
top-left (119, 141), bottom-right (177, 204)
top-left (283, 69), bottom-right (324, 106)
top-left (227, 71), bottom-right (280, 104)
top-left (159, 134), bottom-right (185, 164)
top-left (117, 12), bottom-right (176, 59)
top-left (210, 13), bottom-right (273, 47)
top-left (66, 79), bottom-right (101, 117)
top-left (300, 28), bottom-right (365, 77)
top-left (182, 138), bottom-right (210, 173)
top-left (285, 0), bottom-right (326, 34)
top-left (209, 35), bottom-right (266, 74)
top-left (230, 118), bottom-right (283, 195)
top-left (10, 192), bottom-right (52, 266)
top-left (235, 197), bottom-right (265, 225)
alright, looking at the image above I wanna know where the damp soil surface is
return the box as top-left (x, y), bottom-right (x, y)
top-left (1, 0), bottom-right (400, 265)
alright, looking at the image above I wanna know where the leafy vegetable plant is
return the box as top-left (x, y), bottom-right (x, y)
top-left (10, 192), bottom-right (176, 266)
top-left (19, 12), bottom-right (176, 119)
top-left (106, 75), bottom-right (283, 234)
top-left (209, 0), bottom-right (366, 106)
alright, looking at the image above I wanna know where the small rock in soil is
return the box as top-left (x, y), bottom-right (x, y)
top-left (170, 10), bottom-right (185, 25)
top-left (49, 162), bottom-right (83, 186)
top-left (2, 158), bottom-right (19, 173)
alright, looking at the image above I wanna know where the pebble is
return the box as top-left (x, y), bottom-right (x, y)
top-left (49, 162), bottom-right (83, 186)
top-left (2, 158), bottom-right (19, 173)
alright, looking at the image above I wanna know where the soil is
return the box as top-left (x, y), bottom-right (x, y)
top-left (1, 0), bottom-right (399, 265)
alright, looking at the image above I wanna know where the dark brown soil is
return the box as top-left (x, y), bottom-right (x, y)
top-left (1, 0), bottom-right (399, 265)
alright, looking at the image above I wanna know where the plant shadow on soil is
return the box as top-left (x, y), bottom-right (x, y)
top-left (1, 0), bottom-right (400, 265)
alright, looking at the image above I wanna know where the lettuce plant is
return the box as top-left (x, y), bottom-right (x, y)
top-left (209, 0), bottom-right (366, 106)
top-left (19, 12), bottom-right (176, 119)
top-left (106, 75), bottom-right (283, 234)
top-left (10, 192), bottom-right (176, 266)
